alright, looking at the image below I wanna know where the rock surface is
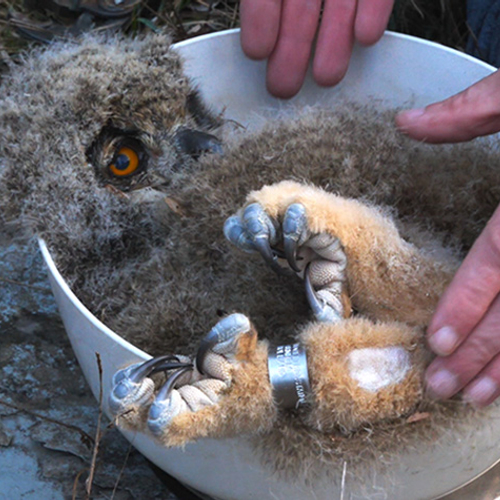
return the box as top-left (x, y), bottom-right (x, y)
top-left (0, 240), bottom-right (177, 499)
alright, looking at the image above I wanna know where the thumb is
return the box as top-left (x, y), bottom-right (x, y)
top-left (396, 69), bottom-right (500, 143)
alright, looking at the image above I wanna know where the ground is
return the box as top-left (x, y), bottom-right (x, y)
top-left (0, 238), bottom-right (181, 499)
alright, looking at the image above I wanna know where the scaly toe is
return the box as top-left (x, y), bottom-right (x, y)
top-left (196, 313), bottom-right (251, 374)
top-left (283, 203), bottom-right (308, 272)
top-left (223, 215), bottom-right (256, 253)
top-left (242, 203), bottom-right (282, 272)
top-left (305, 264), bottom-right (343, 323)
top-left (109, 356), bottom-right (192, 417)
top-left (147, 366), bottom-right (193, 435)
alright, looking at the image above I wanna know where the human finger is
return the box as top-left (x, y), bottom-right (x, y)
top-left (426, 293), bottom-right (500, 401)
top-left (240, 0), bottom-right (282, 60)
top-left (354, 0), bottom-right (394, 46)
top-left (266, 0), bottom-right (323, 97)
top-left (396, 69), bottom-right (500, 143)
top-left (462, 355), bottom-right (500, 407)
top-left (426, 205), bottom-right (500, 358)
top-left (312, 0), bottom-right (357, 87)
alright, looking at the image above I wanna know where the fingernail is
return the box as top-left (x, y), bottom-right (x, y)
top-left (426, 369), bottom-right (459, 399)
top-left (464, 376), bottom-right (498, 407)
top-left (428, 326), bottom-right (458, 356)
top-left (397, 108), bottom-right (425, 122)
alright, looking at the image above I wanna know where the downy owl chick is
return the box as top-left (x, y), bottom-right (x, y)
top-left (2, 32), bottom-right (500, 475)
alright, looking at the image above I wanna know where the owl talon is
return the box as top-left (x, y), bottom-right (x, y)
top-left (196, 313), bottom-right (251, 374)
top-left (283, 203), bottom-right (308, 272)
top-left (224, 202), bottom-right (310, 274)
top-left (147, 366), bottom-right (194, 435)
top-left (226, 200), bottom-right (350, 323)
top-left (305, 264), bottom-right (343, 323)
top-left (224, 203), bottom-right (287, 274)
top-left (253, 236), bottom-right (282, 273)
top-left (109, 356), bottom-right (192, 416)
top-left (146, 314), bottom-right (255, 436)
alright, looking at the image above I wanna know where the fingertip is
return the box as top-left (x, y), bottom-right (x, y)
top-left (354, 0), bottom-right (393, 46)
top-left (239, 0), bottom-right (280, 60)
top-left (312, 42), bottom-right (350, 88)
top-left (395, 108), bottom-right (439, 141)
top-left (463, 376), bottom-right (499, 407)
top-left (312, 64), bottom-right (347, 88)
top-left (266, 51), bottom-right (309, 99)
top-left (265, 69), bottom-right (303, 99)
top-left (354, 25), bottom-right (385, 47)
top-left (265, 78), bottom-right (302, 99)
top-left (397, 70), bottom-right (500, 143)
top-left (395, 108), bottom-right (425, 131)
top-left (425, 367), bottom-right (460, 400)
top-left (240, 32), bottom-right (276, 61)
top-left (427, 326), bottom-right (459, 357)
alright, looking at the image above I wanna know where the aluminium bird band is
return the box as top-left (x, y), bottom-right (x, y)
top-left (268, 343), bottom-right (311, 410)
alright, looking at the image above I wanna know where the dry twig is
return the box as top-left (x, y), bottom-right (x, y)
top-left (111, 443), bottom-right (134, 499)
top-left (85, 352), bottom-right (104, 499)
top-left (72, 468), bottom-right (87, 500)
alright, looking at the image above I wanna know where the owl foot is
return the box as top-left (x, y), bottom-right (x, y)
top-left (224, 202), bottom-right (350, 323)
top-left (109, 355), bottom-right (193, 421)
top-left (109, 313), bottom-right (271, 441)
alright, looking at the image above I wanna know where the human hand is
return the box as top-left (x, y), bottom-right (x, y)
top-left (424, 205), bottom-right (500, 407)
top-left (240, 0), bottom-right (394, 98)
top-left (396, 69), bottom-right (500, 143)
top-left (396, 69), bottom-right (500, 406)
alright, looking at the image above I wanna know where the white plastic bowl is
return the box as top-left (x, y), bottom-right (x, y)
top-left (41, 29), bottom-right (500, 499)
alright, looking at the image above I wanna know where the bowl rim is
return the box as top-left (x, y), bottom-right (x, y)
top-left (174, 27), bottom-right (497, 72)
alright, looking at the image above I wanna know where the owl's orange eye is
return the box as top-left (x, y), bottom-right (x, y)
top-left (109, 146), bottom-right (140, 177)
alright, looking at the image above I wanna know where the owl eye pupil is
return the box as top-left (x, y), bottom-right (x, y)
top-left (114, 154), bottom-right (130, 171)
top-left (108, 143), bottom-right (142, 178)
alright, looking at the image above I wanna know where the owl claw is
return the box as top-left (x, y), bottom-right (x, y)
top-left (147, 313), bottom-right (253, 436)
top-left (224, 203), bottom-right (282, 270)
top-left (128, 355), bottom-right (190, 382)
top-left (224, 202), bottom-right (309, 275)
top-left (224, 203), bottom-right (294, 274)
top-left (147, 366), bottom-right (194, 436)
top-left (252, 235), bottom-right (281, 272)
top-left (109, 314), bottom-right (254, 437)
top-left (283, 203), bottom-right (308, 272)
top-left (111, 314), bottom-right (255, 438)
top-left (305, 264), bottom-right (343, 323)
top-left (196, 313), bottom-right (251, 374)
top-left (109, 356), bottom-right (192, 416)
top-left (226, 200), bottom-right (349, 323)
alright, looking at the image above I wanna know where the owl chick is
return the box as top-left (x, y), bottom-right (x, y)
top-left (0, 33), bottom-right (221, 265)
top-left (1, 32), bottom-right (500, 474)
